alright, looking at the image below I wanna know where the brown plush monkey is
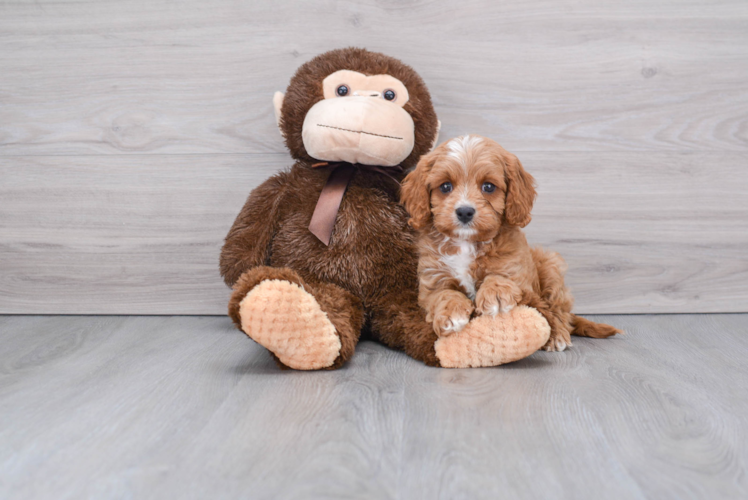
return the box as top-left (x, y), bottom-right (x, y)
top-left (220, 48), bottom-right (550, 370)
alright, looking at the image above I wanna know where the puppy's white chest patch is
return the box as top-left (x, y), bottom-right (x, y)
top-left (440, 240), bottom-right (477, 299)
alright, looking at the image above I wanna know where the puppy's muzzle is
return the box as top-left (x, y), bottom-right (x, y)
top-left (455, 206), bottom-right (475, 224)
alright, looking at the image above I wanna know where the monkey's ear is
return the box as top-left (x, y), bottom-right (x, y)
top-left (430, 120), bottom-right (441, 151)
top-left (272, 91), bottom-right (285, 130)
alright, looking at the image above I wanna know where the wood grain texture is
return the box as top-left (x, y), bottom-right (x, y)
top-left (0, 0), bottom-right (747, 155)
top-left (1, 314), bottom-right (747, 499)
top-left (2, 152), bottom-right (746, 314)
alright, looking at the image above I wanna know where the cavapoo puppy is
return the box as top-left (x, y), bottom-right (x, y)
top-left (400, 135), bottom-right (620, 351)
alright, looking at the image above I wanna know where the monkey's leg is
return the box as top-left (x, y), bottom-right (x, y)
top-left (229, 266), bottom-right (363, 370)
top-left (371, 290), bottom-right (550, 368)
top-left (368, 290), bottom-right (441, 367)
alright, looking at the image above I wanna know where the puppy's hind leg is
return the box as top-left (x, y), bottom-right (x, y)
top-left (522, 292), bottom-right (572, 352)
top-left (529, 247), bottom-right (574, 351)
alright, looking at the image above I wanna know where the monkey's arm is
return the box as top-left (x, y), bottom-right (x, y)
top-left (219, 172), bottom-right (288, 286)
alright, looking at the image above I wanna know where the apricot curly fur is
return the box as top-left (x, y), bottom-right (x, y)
top-left (402, 135), bottom-right (620, 351)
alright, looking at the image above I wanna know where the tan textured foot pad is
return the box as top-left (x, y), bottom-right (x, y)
top-left (238, 279), bottom-right (341, 370)
top-left (435, 305), bottom-right (551, 368)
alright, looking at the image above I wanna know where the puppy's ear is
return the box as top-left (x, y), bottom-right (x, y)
top-left (401, 152), bottom-right (436, 230)
top-left (504, 152), bottom-right (536, 228)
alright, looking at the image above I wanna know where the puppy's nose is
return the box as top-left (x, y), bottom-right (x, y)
top-left (455, 206), bottom-right (475, 224)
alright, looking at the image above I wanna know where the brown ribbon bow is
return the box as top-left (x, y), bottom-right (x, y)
top-left (309, 162), bottom-right (403, 246)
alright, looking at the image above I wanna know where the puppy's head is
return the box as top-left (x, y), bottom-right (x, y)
top-left (401, 135), bottom-right (536, 242)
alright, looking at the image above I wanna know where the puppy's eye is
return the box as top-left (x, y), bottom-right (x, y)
top-left (439, 182), bottom-right (453, 194)
top-left (383, 89), bottom-right (396, 101)
top-left (482, 182), bottom-right (496, 193)
top-left (336, 85), bottom-right (349, 97)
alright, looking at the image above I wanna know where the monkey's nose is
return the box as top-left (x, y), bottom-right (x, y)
top-left (455, 206), bottom-right (475, 224)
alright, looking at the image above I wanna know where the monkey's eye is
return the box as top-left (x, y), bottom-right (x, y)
top-left (439, 182), bottom-right (453, 194)
top-left (482, 182), bottom-right (496, 193)
top-left (383, 89), bottom-right (396, 101)
top-left (336, 85), bottom-right (349, 97)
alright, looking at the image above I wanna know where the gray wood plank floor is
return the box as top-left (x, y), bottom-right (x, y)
top-left (1, 314), bottom-right (746, 499)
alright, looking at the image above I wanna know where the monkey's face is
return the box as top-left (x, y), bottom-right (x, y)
top-left (274, 48), bottom-right (440, 170)
top-left (299, 70), bottom-right (415, 166)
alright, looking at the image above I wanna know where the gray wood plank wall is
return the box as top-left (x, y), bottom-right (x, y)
top-left (1, 0), bottom-right (747, 314)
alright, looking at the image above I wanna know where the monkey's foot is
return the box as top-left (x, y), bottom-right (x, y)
top-left (434, 305), bottom-right (550, 368)
top-left (238, 279), bottom-right (341, 370)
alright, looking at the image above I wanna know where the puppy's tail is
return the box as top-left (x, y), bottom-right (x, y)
top-left (571, 314), bottom-right (622, 338)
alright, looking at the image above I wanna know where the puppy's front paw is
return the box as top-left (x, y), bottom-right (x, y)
top-left (475, 278), bottom-right (522, 316)
top-left (433, 299), bottom-right (474, 337)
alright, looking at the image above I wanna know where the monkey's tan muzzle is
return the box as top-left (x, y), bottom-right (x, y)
top-left (302, 97), bottom-right (415, 167)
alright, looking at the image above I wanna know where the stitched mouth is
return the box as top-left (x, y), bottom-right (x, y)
top-left (317, 124), bottom-right (403, 140)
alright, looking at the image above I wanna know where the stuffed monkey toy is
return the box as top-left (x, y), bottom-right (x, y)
top-left (219, 47), bottom-right (550, 369)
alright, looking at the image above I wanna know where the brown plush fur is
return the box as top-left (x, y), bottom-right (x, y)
top-left (401, 135), bottom-right (620, 350)
top-left (220, 48), bottom-right (441, 368)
